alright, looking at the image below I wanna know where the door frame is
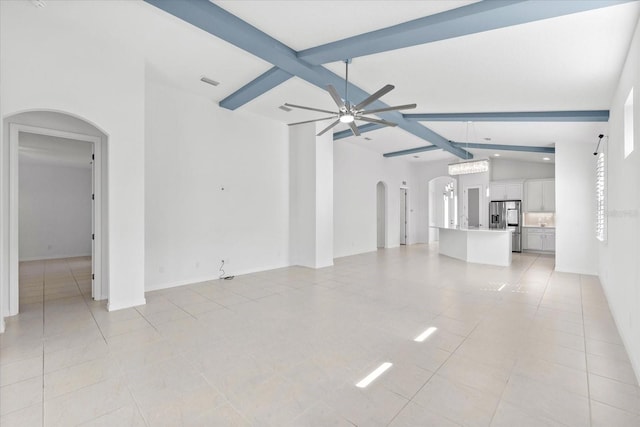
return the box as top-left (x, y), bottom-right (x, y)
top-left (376, 181), bottom-right (387, 248)
top-left (400, 187), bottom-right (408, 245)
top-left (8, 123), bottom-right (103, 315)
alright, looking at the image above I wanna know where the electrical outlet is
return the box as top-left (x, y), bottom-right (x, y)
top-left (159, 266), bottom-right (164, 274)
top-left (195, 261), bottom-right (200, 268)
top-left (47, 244), bottom-right (52, 250)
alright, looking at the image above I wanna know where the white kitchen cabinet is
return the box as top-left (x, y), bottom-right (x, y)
top-left (542, 180), bottom-right (555, 211)
top-left (490, 180), bottom-right (523, 201)
top-left (524, 179), bottom-right (555, 211)
top-left (523, 228), bottom-right (555, 252)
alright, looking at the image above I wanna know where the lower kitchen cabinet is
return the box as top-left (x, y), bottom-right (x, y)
top-left (523, 228), bottom-right (555, 252)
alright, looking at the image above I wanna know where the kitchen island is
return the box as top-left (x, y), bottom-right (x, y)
top-left (437, 226), bottom-right (513, 266)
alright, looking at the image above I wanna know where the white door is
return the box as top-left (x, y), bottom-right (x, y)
top-left (376, 182), bottom-right (386, 248)
top-left (465, 186), bottom-right (481, 227)
top-left (400, 188), bottom-right (407, 245)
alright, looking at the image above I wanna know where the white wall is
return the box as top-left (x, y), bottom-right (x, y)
top-left (491, 158), bottom-right (555, 180)
top-left (1, 1), bottom-right (146, 311)
top-left (145, 80), bottom-right (290, 290)
top-left (599, 16), bottom-right (640, 383)
top-left (334, 142), bottom-right (412, 258)
top-left (555, 140), bottom-right (598, 275)
top-left (19, 161), bottom-right (92, 261)
top-left (412, 160), bottom-right (451, 244)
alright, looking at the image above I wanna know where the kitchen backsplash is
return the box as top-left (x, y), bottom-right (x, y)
top-left (523, 212), bottom-right (556, 227)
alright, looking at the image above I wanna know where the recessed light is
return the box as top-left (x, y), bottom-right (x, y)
top-left (356, 363), bottom-right (392, 388)
top-left (494, 153), bottom-right (500, 157)
top-left (278, 105), bottom-right (292, 112)
top-left (200, 76), bottom-right (220, 87)
top-left (543, 157), bottom-right (551, 161)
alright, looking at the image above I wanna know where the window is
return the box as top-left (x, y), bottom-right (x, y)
top-left (624, 87), bottom-right (634, 158)
top-left (596, 151), bottom-right (606, 242)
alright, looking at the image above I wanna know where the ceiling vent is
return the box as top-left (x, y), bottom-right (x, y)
top-left (364, 137), bottom-right (373, 141)
top-left (200, 76), bottom-right (219, 87)
top-left (278, 105), bottom-right (292, 112)
top-left (31, 0), bottom-right (46, 7)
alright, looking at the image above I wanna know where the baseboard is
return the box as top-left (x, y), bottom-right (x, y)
top-left (19, 253), bottom-right (91, 262)
top-left (107, 297), bottom-right (146, 312)
top-left (145, 263), bottom-right (291, 292)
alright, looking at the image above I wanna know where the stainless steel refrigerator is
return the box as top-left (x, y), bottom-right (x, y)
top-left (489, 200), bottom-right (522, 252)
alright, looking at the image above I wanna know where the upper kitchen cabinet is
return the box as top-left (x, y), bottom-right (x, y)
top-left (489, 180), bottom-right (523, 201)
top-left (524, 179), bottom-right (555, 212)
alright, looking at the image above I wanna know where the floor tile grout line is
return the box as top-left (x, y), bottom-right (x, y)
top-left (579, 274), bottom-right (594, 427)
top-left (385, 319), bottom-right (484, 426)
top-left (487, 253), bottom-right (553, 426)
top-left (67, 257), bottom-right (109, 346)
top-left (41, 259), bottom-right (46, 427)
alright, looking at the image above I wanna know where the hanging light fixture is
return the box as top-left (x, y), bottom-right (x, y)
top-left (448, 121), bottom-right (489, 176)
top-left (448, 158), bottom-right (489, 175)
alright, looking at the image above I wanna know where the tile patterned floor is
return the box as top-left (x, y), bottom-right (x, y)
top-left (1, 246), bottom-right (639, 426)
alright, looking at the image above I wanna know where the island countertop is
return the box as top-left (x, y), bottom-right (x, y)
top-left (436, 226), bottom-right (512, 266)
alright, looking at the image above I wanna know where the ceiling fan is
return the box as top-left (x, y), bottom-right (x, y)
top-left (286, 60), bottom-right (417, 137)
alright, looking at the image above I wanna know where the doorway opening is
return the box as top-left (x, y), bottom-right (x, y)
top-left (400, 188), bottom-right (408, 245)
top-left (3, 111), bottom-right (108, 318)
top-left (376, 181), bottom-right (387, 248)
top-left (428, 176), bottom-right (457, 243)
top-left (465, 185), bottom-right (481, 228)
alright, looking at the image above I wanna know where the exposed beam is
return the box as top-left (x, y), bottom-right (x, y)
top-left (333, 123), bottom-right (385, 140)
top-left (384, 145), bottom-right (440, 158)
top-left (451, 142), bottom-right (555, 153)
top-left (144, 0), bottom-right (471, 159)
top-left (220, 67), bottom-right (293, 110)
top-left (298, 0), bottom-right (634, 65)
top-left (384, 141), bottom-right (556, 158)
top-left (403, 110), bottom-right (610, 122)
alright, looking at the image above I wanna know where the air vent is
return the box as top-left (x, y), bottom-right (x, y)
top-left (413, 156), bottom-right (420, 158)
top-left (31, 0), bottom-right (46, 7)
top-left (278, 105), bottom-right (292, 112)
top-left (200, 76), bottom-right (219, 87)
top-left (364, 137), bottom-right (372, 141)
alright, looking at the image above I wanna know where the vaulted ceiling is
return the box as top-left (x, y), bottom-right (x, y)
top-left (19, 0), bottom-right (639, 165)
top-left (144, 0), bottom-right (638, 164)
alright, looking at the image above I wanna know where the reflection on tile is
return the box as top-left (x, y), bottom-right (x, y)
top-left (3, 252), bottom-right (638, 426)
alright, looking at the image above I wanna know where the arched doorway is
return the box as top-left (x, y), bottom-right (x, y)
top-left (2, 110), bottom-right (109, 316)
top-left (376, 181), bottom-right (387, 248)
top-left (427, 176), bottom-right (457, 243)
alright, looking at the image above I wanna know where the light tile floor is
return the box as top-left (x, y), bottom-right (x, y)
top-left (1, 246), bottom-right (639, 426)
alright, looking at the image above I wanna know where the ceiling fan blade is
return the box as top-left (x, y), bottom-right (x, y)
top-left (354, 84), bottom-right (394, 110)
top-left (349, 122), bottom-right (361, 137)
top-left (360, 103), bottom-right (417, 115)
top-left (357, 116), bottom-right (398, 127)
top-left (284, 103), bottom-right (337, 115)
top-left (326, 85), bottom-right (346, 110)
top-left (288, 116), bottom-right (338, 126)
top-left (317, 119), bottom-right (341, 136)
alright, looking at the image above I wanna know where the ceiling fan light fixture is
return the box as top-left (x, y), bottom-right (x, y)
top-left (339, 114), bottom-right (355, 123)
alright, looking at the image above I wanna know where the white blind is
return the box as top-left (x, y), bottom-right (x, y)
top-left (596, 152), bottom-right (606, 241)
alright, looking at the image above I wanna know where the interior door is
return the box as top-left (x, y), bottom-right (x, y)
top-left (467, 186), bottom-right (480, 227)
top-left (400, 188), bottom-right (407, 245)
top-left (91, 148), bottom-right (96, 299)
